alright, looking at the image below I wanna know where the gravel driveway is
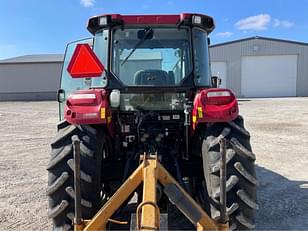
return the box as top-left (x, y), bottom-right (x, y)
top-left (0, 98), bottom-right (307, 230)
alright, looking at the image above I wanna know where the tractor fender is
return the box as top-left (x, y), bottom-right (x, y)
top-left (192, 88), bottom-right (239, 130)
top-left (64, 89), bottom-right (114, 136)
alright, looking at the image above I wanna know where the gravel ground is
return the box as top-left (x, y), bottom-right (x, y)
top-left (0, 98), bottom-right (307, 230)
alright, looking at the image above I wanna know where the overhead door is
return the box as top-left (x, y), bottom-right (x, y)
top-left (241, 55), bottom-right (297, 97)
top-left (211, 62), bottom-right (227, 88)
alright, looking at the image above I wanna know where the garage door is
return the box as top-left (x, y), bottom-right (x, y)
top-left (241, 55), bottom-right (297, 97)
top-left (211, 62), bottom-right (227, 88)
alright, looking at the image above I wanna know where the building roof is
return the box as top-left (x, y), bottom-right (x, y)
top-left (210, 36), bottom-right (308, 48)
top-left (0, 52), bottom-right (161, 64)
top-left (0, 54), bottom-right (64, 64)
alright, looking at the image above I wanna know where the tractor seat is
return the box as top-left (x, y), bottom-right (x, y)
top-left (134, 70), bottom-right (170, 86)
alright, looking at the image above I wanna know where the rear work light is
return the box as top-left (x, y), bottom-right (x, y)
top-left (192, 15), bottom-right (202, 24)
top-left (99, 16), bottom-right (108, 26)
top-left (188, 14), bottom-right (215, 30)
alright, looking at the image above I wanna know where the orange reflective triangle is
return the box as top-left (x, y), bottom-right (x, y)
top-left (67, 44), bottom-right (105, 78)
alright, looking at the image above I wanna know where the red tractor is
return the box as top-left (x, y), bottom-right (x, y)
top-left (47, 13), bottom-right (257, 230)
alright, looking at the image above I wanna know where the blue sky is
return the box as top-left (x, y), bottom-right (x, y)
top-left (0, 0), bottom-right (308, 59)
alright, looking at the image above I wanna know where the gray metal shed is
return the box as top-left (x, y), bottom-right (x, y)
top-left (210, 36), bottom-right (308, 97)
top-left (0, 54), bottom-right (63, 101)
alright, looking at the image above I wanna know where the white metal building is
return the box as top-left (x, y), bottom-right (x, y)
top-left (210, 36), bottom-right (308, 97)
top-left (0, 54), bottom-right (63, 100)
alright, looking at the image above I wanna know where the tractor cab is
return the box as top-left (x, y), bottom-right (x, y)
top-left (58, 14), bottom-right (215, 119)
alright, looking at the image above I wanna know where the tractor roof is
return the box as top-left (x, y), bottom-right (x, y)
top-left (87, 13), bottom-right (215, 34)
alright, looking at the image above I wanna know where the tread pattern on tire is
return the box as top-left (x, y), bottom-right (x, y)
top-left (234, 162), bottom-right (258, 186)
top-left (46, 172), bottom-right (69, 196)
top-left (235, 213), bottom-right (255, 229)
top-left (47, 123), bottom-right (106, 230)
top-left (200, 116), bottom-right (258, 230)
top-left (210, 149), bottom-right (235, 173)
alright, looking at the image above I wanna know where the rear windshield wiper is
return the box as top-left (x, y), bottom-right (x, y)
top-left (121, 28), bottom-right (153, 66)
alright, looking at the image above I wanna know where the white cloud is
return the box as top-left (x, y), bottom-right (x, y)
top-left (273, 19), bottom-right (294, 28)
top-left (235, 14), bottom-right (271, 31)
top-left (80, 0), bottom-right (95, 7)
top-left (215, 32), bottom-right (234, 38)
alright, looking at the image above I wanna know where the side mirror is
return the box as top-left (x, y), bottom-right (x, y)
top-left (211, 76), bottom-right (222, 88)
top-left (207, 37), bottom-right (211, 45)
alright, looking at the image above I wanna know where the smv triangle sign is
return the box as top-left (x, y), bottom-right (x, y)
top-left (67, 44), bottom-right (105, 78)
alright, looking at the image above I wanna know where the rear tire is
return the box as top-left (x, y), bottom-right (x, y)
top-left (47, 121), bottom-right (109, 230)
top-left (199, 116), bottom-right (258, 230)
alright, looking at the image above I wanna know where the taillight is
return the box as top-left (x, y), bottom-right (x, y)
top-left (67, 91), bottom-right (98, 105)
top-left (203, 89), bottom-right (235, 105)
top-left (71, 93), bottom-right (96, 99)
